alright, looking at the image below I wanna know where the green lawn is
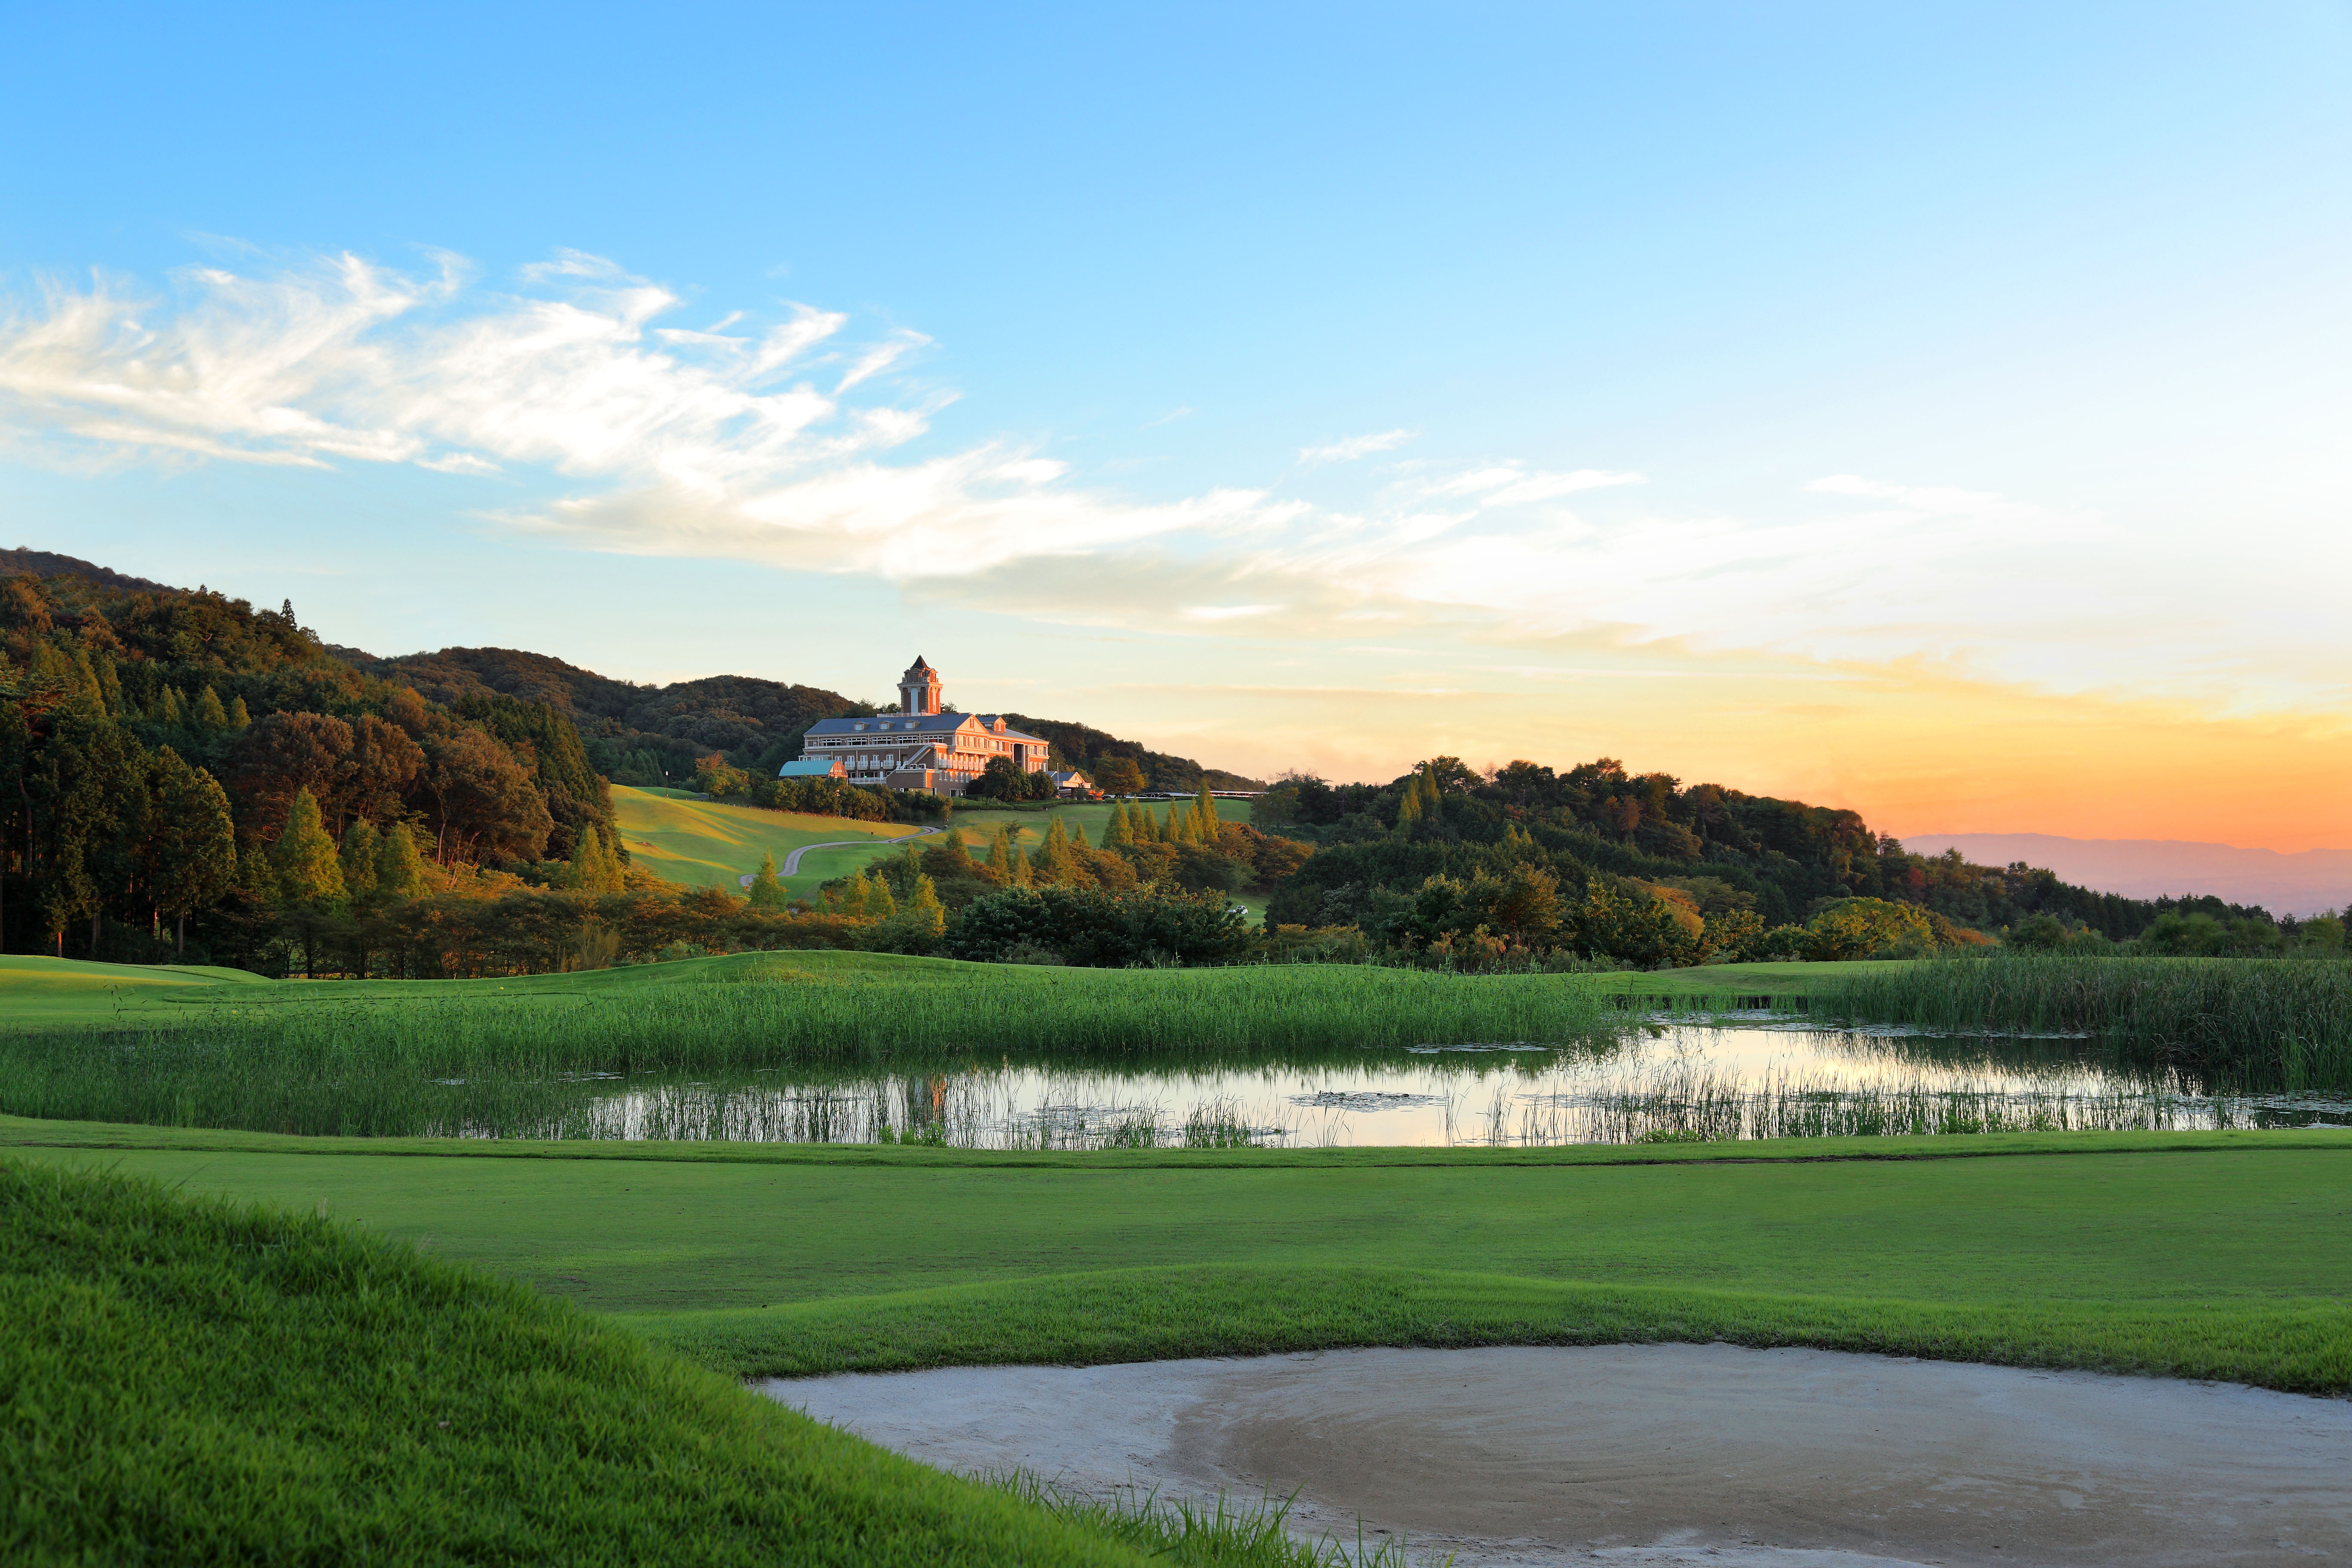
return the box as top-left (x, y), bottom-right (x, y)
top-left (0, 1158), bottom-right (1153, 1565)
top-left (606, 790), bottom-right (1253, 901)
top-left (6, 1118), bottom-right (2346, 1393)
top-left (610, 784), bottom-right (918, 894)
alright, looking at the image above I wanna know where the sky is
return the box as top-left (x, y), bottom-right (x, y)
top-left (2, 2), bottom-right (2348, 851)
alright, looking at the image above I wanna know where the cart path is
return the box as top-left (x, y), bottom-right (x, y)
top-left (766, 1343), bottom-right (2352, 1567)
top-left (775, 823), bottom-right (941, 877)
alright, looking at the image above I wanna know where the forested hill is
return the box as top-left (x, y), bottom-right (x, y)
top-left (1002, 714), bottom-right (1264, 793)
top-left (1258, 760), bottom-right (2285, 946)
top-left (336, 644), bottom-right (1265, 794)
top-left (0, 562), bottom-right (619, 958)
top-left (0, 548), bottom-right (170, 594)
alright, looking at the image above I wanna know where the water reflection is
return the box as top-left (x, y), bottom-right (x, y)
top-left (514, 1023), bottom-right (2352, 1148)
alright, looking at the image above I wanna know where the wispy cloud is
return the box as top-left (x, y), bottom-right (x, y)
top-left (1298, 428), bottom-right (1415, 465)
top-left (1143, 405), bottom-right (1194, 428)
top-left (3, 249), bottom-right (2343, 720)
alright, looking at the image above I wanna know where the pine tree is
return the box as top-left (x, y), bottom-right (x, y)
top-left (866, 871), bottom-right (897, 919)
top-left (567, 825), bottom-right (615, 893)
top-left (599, 828), bottom-right (625, 891)
top-left (339, 820), bottom-right (382, 901)
top-left (747, 851), bottom-right (784, 908)
top-left (193, 686), bottom-right (228, 729)
top-left (1394, 780), bottom-right (1424, 835)
top-left (1164, 805), bottom-right (1192, 845)
top-left (1071, 821), bottom-right (1091, 850)
top-left (986, 825), bottom-right (1017, 882)
top-left (159, 685), bottom-right (185, 726)
top-left (227, 695), bottom-right (252, 729)
top-left (1105, 800), bottom-right (1133, 848)
top-left (1195, 783), bottom-right (1220, 834)
top-left (1419, 766), bottom-right (1442, 821)
top-left (148, 748), bottom-right (237, 956)
top-left (898, 873), bottom-right (946, 943)
top-left (270, 787), bottom-right (346, 903)
top-left (374, 822), bottom-right (429, 899)
top-left (1034, 816), bottom-right (1075, 885)
top-left (68, 650), bottom-right (105, 714)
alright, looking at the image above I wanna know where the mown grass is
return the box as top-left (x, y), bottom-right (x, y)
top-left (0, 959), bottom-right (1622, 1138)
top-left (665, 1265), bottom-right (2352, 1394)
top-left (1810, 955), bottom-right (2352, 1090)
top-left (610, 784), bottom-right (917, 893)
top-left (0, 1159), bottom-right (1150, 1566)
top-left (12, 1129), bottom-right (2347, 1393)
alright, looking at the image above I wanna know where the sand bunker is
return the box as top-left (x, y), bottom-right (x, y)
top-left (765, 1344), bottom-right (2352, 1567)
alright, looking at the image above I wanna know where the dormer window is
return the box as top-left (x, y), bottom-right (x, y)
top-left (853, 723), bottom-right (867, 732)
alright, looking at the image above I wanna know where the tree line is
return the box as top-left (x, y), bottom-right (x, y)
top-left (0, 570), bottom-right (617, 965)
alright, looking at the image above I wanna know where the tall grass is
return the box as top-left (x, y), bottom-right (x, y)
top-left (1807, 956), bottom-right (2352, 1090)
top-left (0, 965), bottom-right (1620, 1138)
top-left (990, 1472), bottom-right (1444, 1567)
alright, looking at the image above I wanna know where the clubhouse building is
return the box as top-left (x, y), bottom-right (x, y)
top-left (793, 657), bottom-right (1057, 796)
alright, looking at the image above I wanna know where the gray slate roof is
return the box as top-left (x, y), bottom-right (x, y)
top-left (804, 712), bottom-right (1046, 742)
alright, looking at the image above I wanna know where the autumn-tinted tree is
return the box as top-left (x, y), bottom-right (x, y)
top-left (422, 729), bottom-right (552, 864)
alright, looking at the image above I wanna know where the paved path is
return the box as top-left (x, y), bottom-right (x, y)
top-left (768, 1344), bottom-right (2352, 1567)
top-left (774, 824), bottom-right (941, 878)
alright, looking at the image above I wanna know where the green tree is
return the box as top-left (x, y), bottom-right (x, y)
top-left (1091, 756), bottom-right (1146, 796)
top-left (923, 828), bottom-right (980, 882)
top-left (227, 695), bottom-right (252, 729)
top-left (270, 787), bottom-right (345, 979)
top-left (1033, 815), bottom-right (1079, 885)
top-left (1393, 780), bottom-right (1424, 835)
top-left (566, 824), bottom-right (621, 894)
top-left (1194, 783), bottom-right (1220, 835)
top-left (746, 851), bottom-right (784, 908)
top-left (193, 686), bottom-right (228, 729)
top-left (873, 872), bottom-right (947, 953)
top-left (374, 822), bottom-right (429, 899)
top-left (986, 825), bottom-right (1019, 883)
top-left (1104, 800), bottom-right (1134, 848)
top-left (147, 747), bottom-right (238, 957)
top-left (339, 820), bottom-right (382, 901)
top-left (270, 788), bottom-right (346, 904)
top-left (158, 685), bottom-right (184, 726)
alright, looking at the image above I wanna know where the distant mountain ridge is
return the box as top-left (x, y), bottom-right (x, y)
top-left (1907, 833), bottom-right (2352, 918)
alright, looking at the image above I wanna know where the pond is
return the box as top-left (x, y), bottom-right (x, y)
top-left (533, 1017), bottom-right (2352, 1148)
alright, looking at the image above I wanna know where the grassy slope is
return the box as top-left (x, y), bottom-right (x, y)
top-left (0, 1159), bottom-right (1141, 1566)
top-left (0, 946), bottom-right (1012, 1026)
top-left (6, 1122), bottom-right (2346, 1393)
top-left (610, 784), bottom-right (916, 894)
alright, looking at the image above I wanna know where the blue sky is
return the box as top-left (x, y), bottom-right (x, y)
top-left (4, 3), bottom-right (2349, 845)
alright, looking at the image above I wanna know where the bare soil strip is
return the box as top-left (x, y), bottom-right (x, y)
top-left (766, 1344), bottom-right (2352, 1567)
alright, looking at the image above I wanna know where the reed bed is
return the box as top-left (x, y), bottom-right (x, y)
top-left (0, 965), bottom-right (1620, 1139)
top-left (1562, 1067), bottom-right (2228, 1145)
top-left (1806, 956), bottom-right (2352, 1090)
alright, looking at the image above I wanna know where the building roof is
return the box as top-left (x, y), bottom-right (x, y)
top-left (805, 711), bottom-right (1048, 743)
top-left (901, 655), bottom-right (938, 680)
top-left (776, 759), bottom-right (842, 778)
